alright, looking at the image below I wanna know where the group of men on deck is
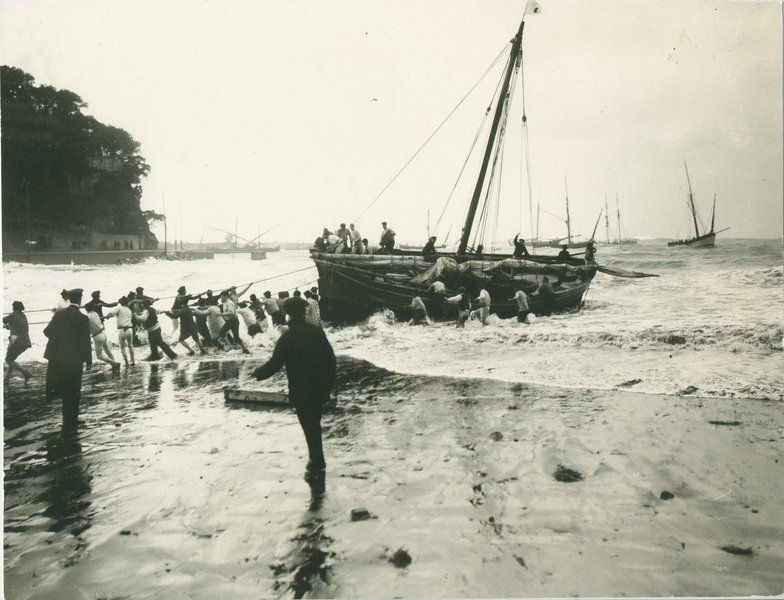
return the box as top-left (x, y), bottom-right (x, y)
top-left (315, 222), bottom-right (397, 255)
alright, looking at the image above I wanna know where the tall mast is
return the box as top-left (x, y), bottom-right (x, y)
top-left (710, 193), bottom-right (716, 233)
top-left (615, 193), bottom-right (621, 243)
top-left (458, 18), bottom-right (525, 255)
top-left (684, 161), bottom-right (699, 238)
top-left (604, 194), bottom-right (610, 244)
top-left (564, 174), bottom-right (571, 244)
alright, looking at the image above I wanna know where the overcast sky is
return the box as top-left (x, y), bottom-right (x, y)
top-left (2, 0), bottom-right (781, 244)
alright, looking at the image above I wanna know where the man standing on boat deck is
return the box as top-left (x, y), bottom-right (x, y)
top-left (379, 221), bottom-right (396, 253)
top-left (422, 236), bottom-right (438, 258)
top-left (43, 288), bottom-right (92, 430)
top-left (253, 297), bottom-right (336, 490)
top-left (336, 223), bottom-right (351, 253)
top-left (349, 224), bottom-right (362, 254)
top-left (513, 234), bottom-right (530, 259)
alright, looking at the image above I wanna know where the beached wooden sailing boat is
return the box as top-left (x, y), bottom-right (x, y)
top-left (668, 162), bottom-right (728, 247)
top-left (310, 11), bottom-right (598, 321)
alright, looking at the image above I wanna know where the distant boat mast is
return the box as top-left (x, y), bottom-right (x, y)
top-left (684, 161), bottom-right (700, 238)
top-left (564, 174), bottom-right (572, 244)
top-left (604, 194), bottom-right (610, 244)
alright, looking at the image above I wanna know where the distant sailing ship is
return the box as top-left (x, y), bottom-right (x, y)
top-left (668, 162), bottom-right (728, 248)
top-left (601, 194), bottom-right (638, 246)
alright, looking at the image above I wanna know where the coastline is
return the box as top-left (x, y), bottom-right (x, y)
top-left (4, 356), bottom-right (782, 598)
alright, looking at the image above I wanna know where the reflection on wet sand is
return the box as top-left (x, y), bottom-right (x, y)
top-left (271, 488), bottom-right (336, 598)
top-left (4, 356), bottom-right (783, 598)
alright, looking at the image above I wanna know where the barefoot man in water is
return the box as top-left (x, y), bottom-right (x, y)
top-left (3, 301), bottom-right (33, 385)
top-left (253, 297), bottom-right (336, 490)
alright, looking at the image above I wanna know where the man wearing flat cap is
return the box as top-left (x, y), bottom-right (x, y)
top-left (253, 295), bottom-right (336, 491)
top-left (43, 288), bottom-right (92, 430)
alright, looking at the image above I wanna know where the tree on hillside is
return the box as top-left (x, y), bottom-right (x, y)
top-left (1, 65), bottom-right (157, 249)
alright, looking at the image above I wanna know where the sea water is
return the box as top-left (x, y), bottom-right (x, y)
top-left (3, 239), bottom-right (782, 399)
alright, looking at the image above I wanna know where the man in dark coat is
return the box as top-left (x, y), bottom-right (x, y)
top-left (44, 288), bottom-right (92, 429)
top-left (253, 296), bottom-right (336, 489)
top-left (513, 234), bottom-right (530, 259)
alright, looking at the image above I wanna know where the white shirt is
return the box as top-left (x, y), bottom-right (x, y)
top-left (194, 305), bottom-right (224, 337)
top-left (86, 311), bottom-right (104, 335)
top-left (262, 297), bottom-right (280, 314)
top-left (410, 296), bottom-right (426, 311)
top-left (429, 281), bottom-right (446, 294)
top-left (513, 290), bottom-right (529, 311)
top-left (349, 228), bottom-right (362, 242)
top-left (106, 305), bottom-right (133, 328)
top-left (238, 307), bottom-right (257, 327)
top-left (204, 306), bottom-right (225, 337)
top-left (476, 289), bottom-right (491, 308)
top-left (221, 298), bottom-right (238, 318)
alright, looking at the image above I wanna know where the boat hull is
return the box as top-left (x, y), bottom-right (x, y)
top-left (668, 232), bottom-right (715, 247)
top-left (312, 253), bottom-right (594, 322)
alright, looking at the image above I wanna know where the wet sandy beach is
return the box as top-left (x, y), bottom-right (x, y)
top-left (3, 355), bottom-right (783, 598)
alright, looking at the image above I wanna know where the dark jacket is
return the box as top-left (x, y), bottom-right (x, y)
top-left (513, 234), bottom-right (530, 259)
top-left (84, 298), bottom-right (117, 320)
top-left (43, 306), bottom-right (91, 364)
top-left (253, 321), bottom-right (336, 408)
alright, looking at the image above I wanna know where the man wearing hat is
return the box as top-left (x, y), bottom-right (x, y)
top-left (43, 288), bottom-right (92, 429)
top-left (3, 301), bottom-right (33, 384)
top-left (253, 295), bottom-right (336, 490)
top-left (84, 290), bottom-right (117, 322)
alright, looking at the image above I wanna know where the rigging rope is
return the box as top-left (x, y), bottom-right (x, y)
top-left (433, 49), bottom-right (513, 235)
top-left (5, 264), bottom-right (318, 319)
top-left (353, 41), bottom-right (512, 223)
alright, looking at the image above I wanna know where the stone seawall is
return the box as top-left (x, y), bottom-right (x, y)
top-left (2, 250), bottom-right (214, 265)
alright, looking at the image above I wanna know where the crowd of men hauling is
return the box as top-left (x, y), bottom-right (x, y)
top-left (3, 283), bottom-right (324, 383)
top-left (4, 283), bottom-right (334, 488)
